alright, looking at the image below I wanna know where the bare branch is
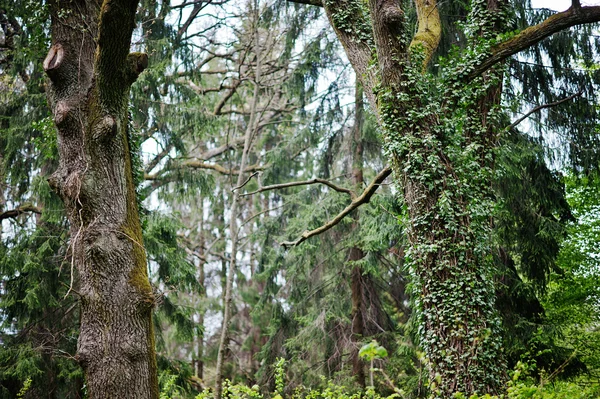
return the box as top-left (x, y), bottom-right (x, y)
top-left (182, 160), bottom-right (265, 175)
top-left (144, 160), bottom-right (266, 181)
top-left (232, 171), bottom-right (259, 192)
top-left (242, 176), bottom-right (355, 199)
top-left (214, 80), bottom-right (241, 115)
top-left (0, 205), bottom-right (42, 221)
top-left (280, 166), bottom-right (392, 249)
top-left (199, 137), bottom-right (245, 160)
top-left (286, 0), bottom-right (322, 6)
top-left (177, 2), bottom-right (206, 41)
top-left (507, 91), bottom-right (583, 131)
top-left (145, 143), bottom-right (173, 173)
top-left (469, 5), bottom-right (600, 79)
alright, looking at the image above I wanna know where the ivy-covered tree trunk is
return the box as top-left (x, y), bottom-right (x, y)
top-left (44, 1), bottom-right (158, 398)
top-left (307, 0), bottom-right (600, 396)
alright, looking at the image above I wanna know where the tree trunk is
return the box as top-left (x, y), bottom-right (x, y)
top-left (44, 1), bottom-right (158, 398)
top-left (214, 2), bottom-right (262, 395)
top-left (321, 0), bottom-right (506, 396)
top-left (348, 82), bottom-right (366, 388)
top-left (195, 201), bottom-right (206, 380)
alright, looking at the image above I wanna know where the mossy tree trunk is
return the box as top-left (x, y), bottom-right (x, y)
top-left (312, 0), bottom-right (600, 397)
top-left (44, 1), bottom-right (158, 398)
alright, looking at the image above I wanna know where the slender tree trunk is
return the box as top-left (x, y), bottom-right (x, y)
top-left (348, 83), bottom-right (367, 388)
top-left (44, 1), bottom-right (158, 397)
top-left (195, 201), bottom-right (206, 380)
top-left (214, 2), bottom-right (262, 396)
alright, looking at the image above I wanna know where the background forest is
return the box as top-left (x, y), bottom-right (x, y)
top-left (1, 0), bottom-right (600, 398)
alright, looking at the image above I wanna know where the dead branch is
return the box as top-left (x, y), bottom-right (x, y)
top-left (242, 176), bottom-right (355, 199)
top-left (144, 160), bottom-right (265, 181)
top-left (507, 90), bottom-right (583, 131)
top-left (145, 143), bottom-right (173, 173)
top-left (0, 204), bottom-right (42, 221)
top-left (198, 137), bottom-right (245, 160)
top-left (280, 166), bottom-right (392, 249)
top-left (232, 171), bottom-right (259, 192)
top-left (286, 0), bottom-right (322, 6)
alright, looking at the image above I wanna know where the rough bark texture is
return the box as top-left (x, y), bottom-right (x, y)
top-left (45, 1), bottom-right (158, 398)
top-left (322, 0), bottom-right (505, 396)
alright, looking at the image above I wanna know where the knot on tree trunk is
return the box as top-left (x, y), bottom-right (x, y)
top-left (126, 52), bottom-right (149, 83)
top-left (380, 1), bottom-right (403, 23)
top-left (43, 43), bottom-right (65, 80)
top-left (92, 114), bottom-right (118, 140)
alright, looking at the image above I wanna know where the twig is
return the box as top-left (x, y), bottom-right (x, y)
top-left (507, 91), bottom-right (583, 131)
top-left (280, 166), bottom-right (392, 249)
top-left (232, 171), bottom-right (259, 192)
top-left (240, 204), bottom-right (285, 228)
top-left (144, 161), bottom-right (265, 180)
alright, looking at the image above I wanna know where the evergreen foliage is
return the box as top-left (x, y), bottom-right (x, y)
top-left (1, 0), bottom-right (600, 397)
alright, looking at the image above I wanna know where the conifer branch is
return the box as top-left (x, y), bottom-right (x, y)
top-left (469, 5), bottom-right (600, 79)
top-left (280, 166), bottom-right (392, 249)
top-left (0, 205), bottom-right (42, 221)
top-left (507, 91), bottom-right (583, 131)
top-left (242, 176), bottom-right (355, 199)
top-left (145, 138), bottom-right (246, 175)
top-left (183, 160), bottom-right (265, 174)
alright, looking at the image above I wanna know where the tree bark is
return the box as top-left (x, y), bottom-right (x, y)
top-left (348, 83), bottom-right (366, 388)
top-left (322, 0), bottom-right (508, 396)
top-left (44, 1), bottom-right (158, 398)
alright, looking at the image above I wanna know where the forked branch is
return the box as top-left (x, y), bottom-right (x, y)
top-left (280, 166), bottom-right (392, 249)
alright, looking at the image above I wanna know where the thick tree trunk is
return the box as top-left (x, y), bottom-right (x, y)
top-left (322, 0), bottom-right (506, 396)
top-left (44, 1), bottom-right (158, 398)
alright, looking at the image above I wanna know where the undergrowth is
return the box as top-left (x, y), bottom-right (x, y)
top-left (156, 356), bottom-right (600, 399)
